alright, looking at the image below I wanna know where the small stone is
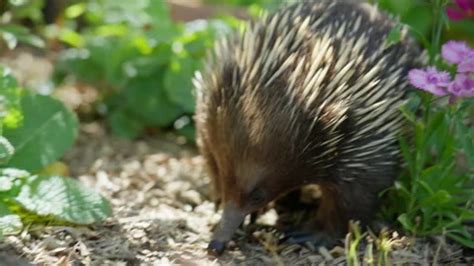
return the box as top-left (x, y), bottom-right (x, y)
top-left (179, 190), bottom-right (202, 205)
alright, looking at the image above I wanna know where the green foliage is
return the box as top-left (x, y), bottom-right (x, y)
top-left (380, 0), bottom-right (474, 248)
top-left (0, 0), bottom-right (46, 50)
top-left (383, 97), bottom-right (474, 247)
top-left (377, 0), bottom-right (474, 47)
top-left (2, 0), bottom-right (45, 24)
top-left (0, 24), bottom-right (45, 50)
top-left (15, 174), bottom-right (112, 224)
top-left (4, 92), bottom-right (78, 172)
top-left (0, 67), bottom-right (111, 237)
top-left (54, 0), bottom-right (234, 139)
top-left (0, 67), bottom-right (23, 131)
top-left (0, 136), bottom-right (15, 165)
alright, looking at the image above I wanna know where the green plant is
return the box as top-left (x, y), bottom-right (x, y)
top-left (0, 0), bottom-right (46, 50)
top-left (0, 66), bottom-right (111, 237)
top-left (381, 0), bottom-right (474, 248)
top-left (53, 0), bottom-right (236, 139)
top-left (385, 95), bottom-right (474, 248)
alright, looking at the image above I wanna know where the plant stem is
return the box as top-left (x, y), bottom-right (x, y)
top-left (430, 0), bottom-right (446, 64)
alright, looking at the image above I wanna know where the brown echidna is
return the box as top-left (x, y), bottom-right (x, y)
top-left (193, 0), bottom-right (423, 255)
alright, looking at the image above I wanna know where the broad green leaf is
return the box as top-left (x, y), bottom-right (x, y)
top-left (401, 5), bottom-right (432, 40)
top-left (15, 175), bottom-right (111, 224)
top-left (3, 93), bottom-right (78, 172)
top-left (378, 0), bottom-right (415, 17)
top-left (0, 168), bottom-right (30, 196)
top-left (59, 28), bottom-right (85, 47)
top-left (175, 118), bottom-right (196, 142)
top-left (384, 24), bottom-right (403, 48)
top-left (0, 176), bottom-right (13, 191)
top-left (0, 66), bottom-right (23, 130)
top-left (0, 215), bottom-right (23, 236)
top-left (108, 110), bottom-right (144, 139)
top-left (65, 3), bottom-right (86, 19)
top-left (0, 201), bottom-right (22, 236)
top-left (124, 77), bottom-right (183, 127)
top-left (0, 136), bottom-right (14, 165)
top-left (0, 168), bottom-right (30, 179)
top-left (164, 57), bottom-right (197, 113)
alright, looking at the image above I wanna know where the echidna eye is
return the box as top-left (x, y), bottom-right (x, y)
top-left (249, 188), bottom-right (266, 204)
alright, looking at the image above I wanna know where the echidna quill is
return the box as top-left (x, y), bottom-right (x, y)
top-left (193, 0), bottom-right (423, 255)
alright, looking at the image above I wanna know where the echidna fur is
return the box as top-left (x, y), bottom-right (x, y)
top-left (193, 0), bottom-right (424, 255)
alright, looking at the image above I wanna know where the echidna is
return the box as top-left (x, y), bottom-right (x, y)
top-left (193, 0), bottom-right (423, 255)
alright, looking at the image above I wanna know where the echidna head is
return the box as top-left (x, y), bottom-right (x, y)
top-left (203, 142), bottom-right (312, 255)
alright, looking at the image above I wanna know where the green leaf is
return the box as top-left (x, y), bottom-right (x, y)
top-left (399, 104), bottom-right (417, 124)
top-left (124, 77), bottom-right (183, 127)
top-left (0, 201), bottom-right (22, 236)
top-left (108, 110), bottom-right (144, 139)
top-left (177, 122), bottom-right (196, 142)
top-left (164, 57), bottom-right (197, 113)
top-left (401, 5), bottom-right (432, 40)
top-left (397, 213), bottom-right (413, 231)
top-left (447, 232), bottom-right (474, 249)
top-left (3, 92), bottom-right (78, 172)
top-left (0, 136), bottom-right (14, 165)
top-left (0, 66), bottom-right (23, 130)
top-left (15, 175), bottom-right (112, 224)
top-left (0, 168), bottom-right (30, 196)
top-left (421, 190), bottom-right (451, 206)
top-left (384, 24), bottom-right (403, 48)
top-left (0, 24), bottom-right (44, 49)
top-left (378, 0), bottom-right (415, 17)
top-left (58, 28), bottom-right (85, 48)
top-left (65, 3), bottom-right (86, 19)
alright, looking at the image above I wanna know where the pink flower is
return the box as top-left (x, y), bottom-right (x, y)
top-left (447, 74), bottom-right (474, 97)
top-left (441, 41), bottom-right (474, 65)
top-left (408, 67), bottom-right (451, 96)
top-left (446, 0), bottom-right (474, 21)
top-left (457, 57), bottom-right (474, 73)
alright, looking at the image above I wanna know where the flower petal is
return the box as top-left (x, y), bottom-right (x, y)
top-left (457, 56), bottom-right (474, 73)
top-left (441, 41), bottom-right (472, 64)
top-left (448, 74), bottom-right (474, 97)
top-left (455, 0), bottom-right (471, 10)
top-left (446, 7), bottom-right (467, 20)
top-left (408, 69), bottom-right (428, 89)
top-left (426, 67), bottom-right (451, 86)
top-left (424, 84), bottom-right (449, 96)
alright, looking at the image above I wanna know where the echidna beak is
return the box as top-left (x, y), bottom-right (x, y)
top-left (208, 202), bottom-right (246, 256)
